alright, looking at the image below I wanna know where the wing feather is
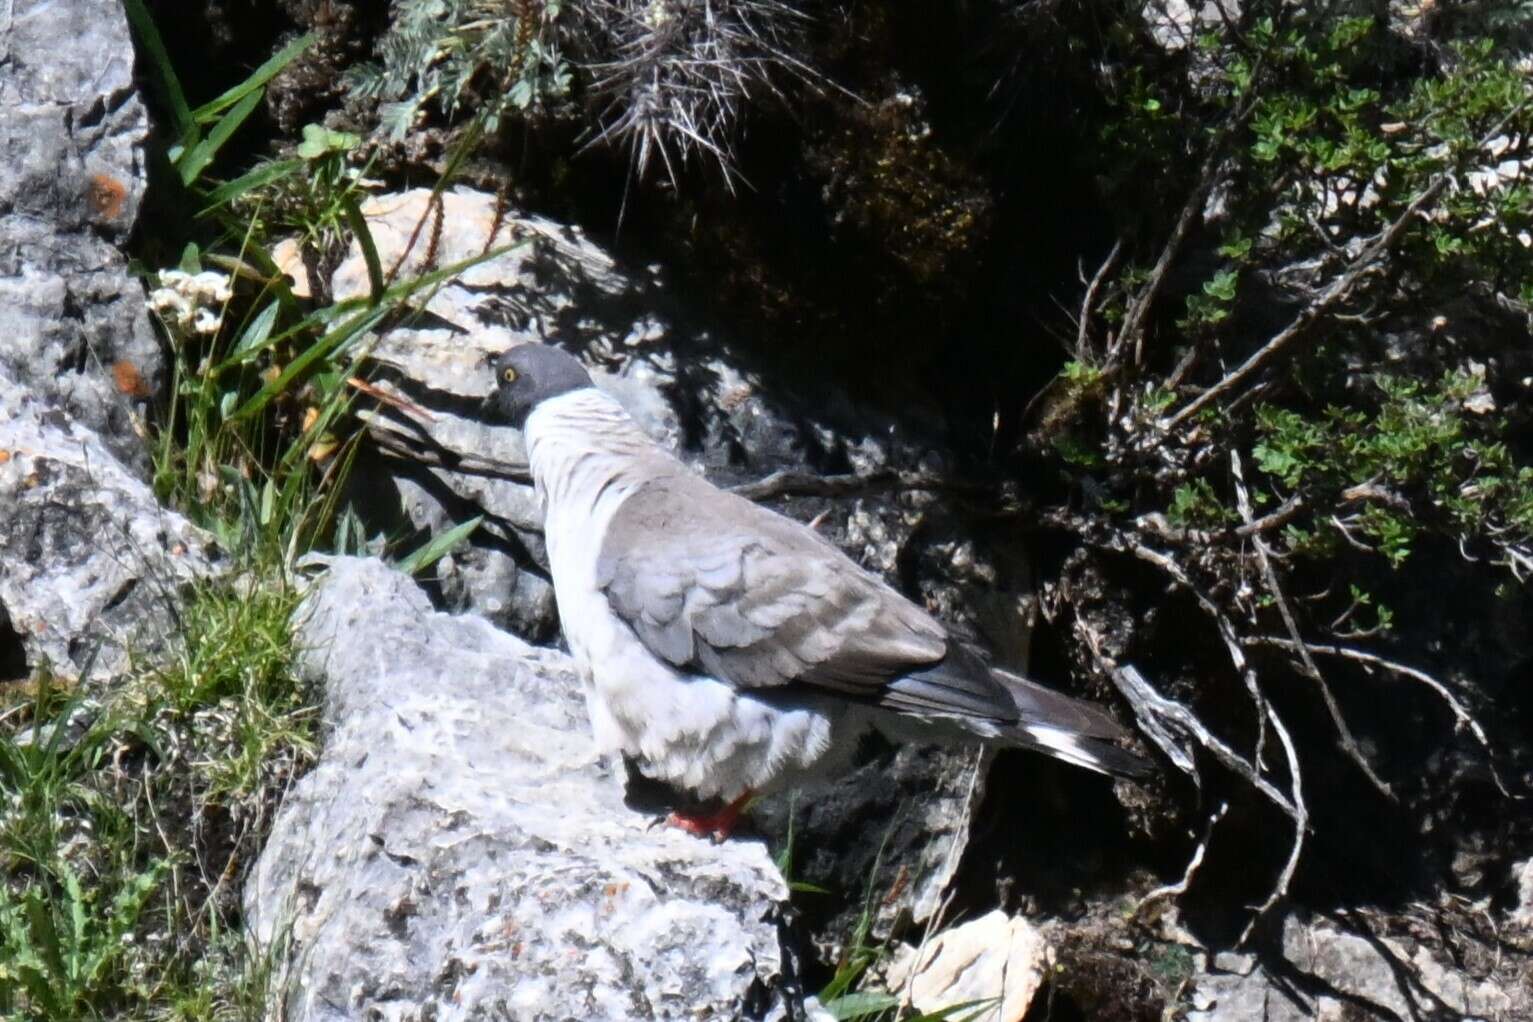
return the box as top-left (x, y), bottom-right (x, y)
top-left (597, 474), bottom-right (948, 695)
top-left (594, 472), bottom-right (1150, 776)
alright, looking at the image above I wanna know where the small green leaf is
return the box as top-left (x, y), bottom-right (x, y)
top-left (822, 991), bottom-right (900, 1020)
top-left (397, 516), bottom-right (484, 576)
top-left (230, 301), bottom-right (282, 362)
top-left (1203, 268), bottom-right (1239, 302)
top-left (260, 479), bottom-right (276, 527)
top-left (507, 78), bottom-right (535, 110)
top-left (297, 122), bottom-right (362, 160)
top-left (179, 241), bottom-right (202, 274)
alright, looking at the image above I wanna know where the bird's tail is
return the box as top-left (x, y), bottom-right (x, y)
top-left (877, 646), bottom-right (1153, 778)
top-left (991, 667), bottom-right (1153, 779)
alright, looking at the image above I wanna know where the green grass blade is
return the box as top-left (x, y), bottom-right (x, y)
top-left (178, 88), bottom-right (264, 187)
top-left (341, 193), bottom-right (386, 304)
top-left (230, 300), bottom-right (282, 362)
top-left (200, 158), bottom-right (305, 212)
top-left (397, 516), bottom-right (484, 576)
top-left (906, 998), bottom-right (999, 1022)
top-left (211, 295), bottom-right (367, 376)
top-left (821, 991), bottom-right (899, 1020)
top-left (229, 303), bottom-right (389, 422)
top-left (121, 0), bottom-right (194, 141)
top-left (193, 31), bottom-right (316, 123)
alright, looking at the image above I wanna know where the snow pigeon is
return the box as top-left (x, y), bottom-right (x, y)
top-left (489, 344), bottom-right (1149, 836)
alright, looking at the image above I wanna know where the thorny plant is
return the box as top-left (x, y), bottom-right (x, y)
top-left (348, 0), bottom-right (822, 185)
top-left (1037, 2), bottom-right (1533, 943)
top-left (574, 0), bottom-right (816, 186)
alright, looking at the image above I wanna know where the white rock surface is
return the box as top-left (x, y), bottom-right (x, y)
top-left (1187, 911), bottom-right (1516, 1022)
top-left (881, 910), bottom-right (1047, 1021)
top-left (0, 0), bottom-right (160, 470)
top-left (247, 556), bottom-right (815, 1021)
top-left (0, 370), bottom-right (219, 681)
top-left (1513, 857), bottom-right (1533, 932)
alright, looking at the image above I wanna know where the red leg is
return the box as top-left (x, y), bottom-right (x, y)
top-left (666, 791), bottom-right (754, 841)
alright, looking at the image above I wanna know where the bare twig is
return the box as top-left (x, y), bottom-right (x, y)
top-left (1233, 493), bottom-right (1304, 537)
top-left (1327, 514), bottom-right (1376, 552)
top-left (1246, 635), bottom-right (1516, 799)
top-left (1076, 239), bottom-right (1122, 360)
top-left (1232, 452), bottom-right (1394, 800)
top-left (1113, 92), bottom-right (1260, 367)
top-left (1135, 801), bottom-right (1229, 915)
top-left (1238, 699), bottom-right (1306, 946)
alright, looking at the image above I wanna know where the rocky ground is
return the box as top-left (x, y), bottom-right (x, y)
top-left (3, 0), bottom-right (1533, 1019)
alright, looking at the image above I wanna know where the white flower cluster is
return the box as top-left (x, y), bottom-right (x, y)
top-left (146, 269), bottom-right (234, 336)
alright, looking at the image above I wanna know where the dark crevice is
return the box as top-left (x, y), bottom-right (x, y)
top-left (0, 602), bottom-right (29, 682)
top-left (76, 94), bottom-right (108, 129)
top-left (100, 576), bottom-right (141, 615)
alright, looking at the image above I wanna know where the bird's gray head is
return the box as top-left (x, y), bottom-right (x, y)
top-left (487, 345), bottom-right (594, 428)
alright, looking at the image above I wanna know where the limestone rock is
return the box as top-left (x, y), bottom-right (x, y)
top-left (1186, 911), bottom-right (1518, 1022)
top-left (0, 0), bottom-right (160, 471)
top-left (247, 556), bottom-right (814, 1021)
top-left (1512, 857), bottom-right (1533, 935)
top-left (881, 910), bottom-right (1048, 1022)
top-left (0, 370), bottom-right (220, 682)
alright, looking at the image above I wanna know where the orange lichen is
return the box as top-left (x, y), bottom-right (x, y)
top-left (113, 360), bottom-right (152, 398)
top-left (86, 173), bottom-right (129, 220)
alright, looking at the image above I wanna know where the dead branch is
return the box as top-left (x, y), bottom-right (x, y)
top-left (1245, 635), bottom-right (1516, 799)
top-left (1232, 452), bottom-right (1395, 800)
top-left (1077, 606), bottom-right (1308, 945)
top-left (1238, 699), bottom-right (1306, 947)
top-left (1076, 239), bottom-right (1122, 360)
top-left (1233, 493), bottom-right (1304, 537)
top-left (1135, 801), bottom-right (1229, 916)
top-left (1340, 481), bottom-right (1411, 511)
top-left (1075, 614), bottom-right (1300, 820)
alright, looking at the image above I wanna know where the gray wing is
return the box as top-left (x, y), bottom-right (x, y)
top-left (596, 473), bottom-right (960, 698)
top-left (596, 472), bottom-right (1150, 777)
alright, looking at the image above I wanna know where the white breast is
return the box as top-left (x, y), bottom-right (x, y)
top-left (523, 388), bottom-right (854, 801)
top-left (523, 389), bottom-right (656, 700)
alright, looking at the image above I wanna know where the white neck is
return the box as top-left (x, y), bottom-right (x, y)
top-left (523, 388), bottom-right (678, 524)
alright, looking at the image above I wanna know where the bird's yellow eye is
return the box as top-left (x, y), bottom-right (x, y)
top-left (502, 367), bottom-right (518, 383)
